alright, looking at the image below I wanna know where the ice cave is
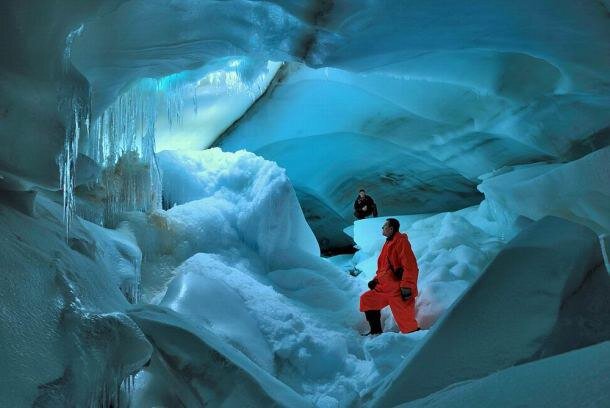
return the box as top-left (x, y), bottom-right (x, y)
top-left (1, 1), bottom-right (610, 407)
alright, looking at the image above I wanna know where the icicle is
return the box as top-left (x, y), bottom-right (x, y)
top-left (79, 65), bottom-right (262, 230)
top-left (59, 24), bottom-right (88, 238)
top-left (600, 234), bottom-right (610, 274)
top-left (121, 373), bottom-right (137, 401)
top-left (192, 93), bottom-right (199, 115)
top-left (119, 270), bottom-right (141, 304)
top-left (81, 78), bottom-right (163, 228)
top-left (157, 72), bottom-right (200, 128)
top-left (85, 366), bottom-right (139, 408)
top-left (63, 24), bottom-right (84, 73)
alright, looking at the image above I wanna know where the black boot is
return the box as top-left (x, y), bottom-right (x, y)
top-left (363, 310), bottom-right (383, 335)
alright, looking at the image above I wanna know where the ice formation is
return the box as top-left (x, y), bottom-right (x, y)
top-left (59, 23), bottom-right (90, 237)
top-left (120, 150), bottom-right (373, 406)
top-left (1, 0), bottom-right (610, 407)
top-left (399, 341), bottom-right (610, 408)
top-left (0, 194), bottom-right (150, 407)
top-left (65, 59), bottom-right (277, 229)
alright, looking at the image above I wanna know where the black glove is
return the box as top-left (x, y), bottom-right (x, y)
top-left (368, 279), bottom-right (378, 290)
top-left (400, 287), bottom-right (412, 301)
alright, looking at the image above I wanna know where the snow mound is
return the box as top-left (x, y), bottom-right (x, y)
top-left (159, 253), bottom-right (359, 383)
top-left (124, 149), bottom-right (383, 406)
top-left (127, 305), bottom-right (312, 408)
top-left (159, 148), bottom-right (319, 260)
top-left (126, 149), bottom-right (321, 302)
top-left (369, 216), bottom-right (607, 407)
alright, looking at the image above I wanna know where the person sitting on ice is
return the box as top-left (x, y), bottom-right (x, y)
top-left (360, 218), bottom-right (419, 335)
top-left (353, 189), bottom-right (378, 219)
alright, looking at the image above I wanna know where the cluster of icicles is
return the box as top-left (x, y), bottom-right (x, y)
top-left (59, 78), bottom-right (193, 233)
top-left (58, 26), bottom-right (201, 236)
top-left (58, 22), bottom-right (275, 239)
top-left (58, 31), bottom-right (265, 237)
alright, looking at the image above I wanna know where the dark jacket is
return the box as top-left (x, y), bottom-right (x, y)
top-left (354, 194), bottom-right (378, 219)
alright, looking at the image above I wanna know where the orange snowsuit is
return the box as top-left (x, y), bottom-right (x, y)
top-left (359, 232), bottom-right (419, 333)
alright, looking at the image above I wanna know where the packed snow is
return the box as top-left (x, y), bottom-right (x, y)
top-left (123, 149), bottom-right (378, 406)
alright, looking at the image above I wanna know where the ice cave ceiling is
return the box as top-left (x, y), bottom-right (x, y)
top-left (1, 0), bottom-right (610, 248)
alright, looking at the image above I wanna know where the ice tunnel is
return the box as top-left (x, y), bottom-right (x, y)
top-left (1, 1), bottom-right (610, 407)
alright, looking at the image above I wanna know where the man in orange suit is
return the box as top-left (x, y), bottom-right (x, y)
top-left (360, 218), bottom-right (419, 334)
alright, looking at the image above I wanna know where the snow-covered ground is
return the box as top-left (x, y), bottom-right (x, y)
top-left (124, 149), bottom-right (379, 406)
top-left (114, 148), bottom-right (607, 406)
top-left (1, 146), bottom-right (609, 406)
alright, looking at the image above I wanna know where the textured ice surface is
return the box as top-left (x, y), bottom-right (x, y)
top-left (4, 0), bottom-right (610, 249)
top-left (127, 305), bottom-right (312, 408)
top-left (216, 57), bottom-right (610, 247)
top-left (479, 146), bottom-right (610, 233)
top-left (399, 341), bottom-right (610, 408)
top-left (0, 193), bottom-right (151, 406)
top-left (2, 1), bottom-right (610, 406)
top-left (154, 60), bottom-right (283, 152)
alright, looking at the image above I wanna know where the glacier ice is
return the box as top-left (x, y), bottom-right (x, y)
top-left (479, 146), bottom-right (610, 234)
top-left (399, 341), bottom-right (610, 408)
top-left (1, 0), bottom-right (610, 407)
top-left (0, 194), bottom-right (151, 406)
top-left (58, 22), bottom-right (90, 237)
